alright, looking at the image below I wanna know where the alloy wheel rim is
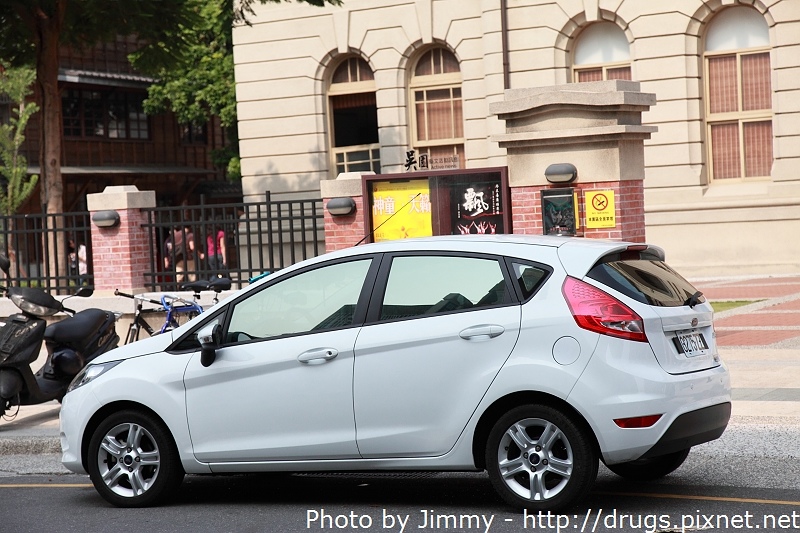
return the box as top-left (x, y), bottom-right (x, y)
top-left (96, 422), bottom-right (161, 498)
top-left (496, 417), bottom-right (573, 501)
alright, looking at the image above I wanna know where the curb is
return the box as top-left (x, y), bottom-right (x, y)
top-left (0, 436), bottom-right (60, 455)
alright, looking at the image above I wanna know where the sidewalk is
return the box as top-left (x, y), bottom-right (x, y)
top-left (2, 274), bottom-right (800, 457)
top-left (694, 274), bottom-right (800, 419)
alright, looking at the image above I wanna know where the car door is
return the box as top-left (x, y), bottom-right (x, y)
top-left (353, 253), bottom-right (521, 458)
top-left (183, 257), bottom-right (377, 464)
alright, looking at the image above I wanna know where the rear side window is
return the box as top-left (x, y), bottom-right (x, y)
top-left (510, 262), bottom-right (550, 301)
top-left (380, 255), bottom-right (509, 321)
top-left (587, 252), bottom-right (703, 307)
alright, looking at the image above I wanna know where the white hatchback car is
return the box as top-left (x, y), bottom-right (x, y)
top-left (61, 234), bottom-right (730, 510)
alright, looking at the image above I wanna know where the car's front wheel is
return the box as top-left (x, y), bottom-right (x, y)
top-left (87, 409), bottom-right (184, 507)
top-left (605, 448), bottom-right (690, 481)
top-left (486, 404), bottom-right (597, 511)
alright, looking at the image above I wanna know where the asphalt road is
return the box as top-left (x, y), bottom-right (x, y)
top-left (2, 416), bottom-right (799, 533)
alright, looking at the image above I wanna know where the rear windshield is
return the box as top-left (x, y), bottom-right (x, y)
top-left (587, 251), bottom-right (704, 307)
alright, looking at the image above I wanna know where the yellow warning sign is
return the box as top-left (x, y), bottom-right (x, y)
top-left (584, 190), bottom-right (616, 228)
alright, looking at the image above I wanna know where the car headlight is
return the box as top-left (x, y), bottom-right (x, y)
top-left (67, 360), bottom-right (123, 393)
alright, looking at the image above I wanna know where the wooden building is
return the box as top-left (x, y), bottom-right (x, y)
top-left (13, 36), bottom-right (237, 212)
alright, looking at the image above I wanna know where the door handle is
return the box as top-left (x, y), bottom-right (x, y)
top-left (298, 348), bottom-right (339, 363)
top-left (459, 324), bottom-right (505, 340)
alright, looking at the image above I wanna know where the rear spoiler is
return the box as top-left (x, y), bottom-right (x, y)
top-left (556, 241), bottom-right (666, 279)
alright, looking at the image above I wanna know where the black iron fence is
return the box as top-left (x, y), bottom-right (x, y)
top-left (0, 193), bottom-right (325, 294)
top-left (142, 193), bottom-right (325, 291)
top-left (0, 209), bottom-right (93, 294)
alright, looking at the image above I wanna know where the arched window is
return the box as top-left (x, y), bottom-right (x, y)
top-left (573, 22), bottom-right (631, 82)
top-left (704, 7), bottom-right (772, 180)
top-left (408, 47), bottom-right (464, 170)
top-left (328, 56), bottom-right (380, 176)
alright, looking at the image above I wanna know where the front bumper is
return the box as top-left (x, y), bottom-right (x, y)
top-left (59, 386), bottom-right (102, 475)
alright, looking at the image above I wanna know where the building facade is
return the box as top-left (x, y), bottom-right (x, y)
top-left (232, 0), bottom-right (800, 276)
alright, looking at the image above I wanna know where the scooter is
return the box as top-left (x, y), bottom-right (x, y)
top-left (0, 254), bottom-right (120, 419)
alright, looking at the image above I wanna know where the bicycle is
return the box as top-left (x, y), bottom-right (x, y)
top-left (115, 278), bottom-right (232, 344)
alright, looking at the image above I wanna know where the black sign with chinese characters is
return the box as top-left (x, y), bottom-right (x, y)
top-left (444, 177), bottom-right (504, 235)
top-left (363, 168), bottom-right (510, 242)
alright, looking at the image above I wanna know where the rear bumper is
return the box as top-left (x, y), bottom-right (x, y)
top-left (639, 402), bottom-right (731, 459)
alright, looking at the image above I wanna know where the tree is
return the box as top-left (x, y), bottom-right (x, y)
top-left (136, 0), bottom-right (341, 180)
top-left (0, 65), bottom-right (39, 277)
top-left (0, 0), bottom-right (202, 216)
top-left (0, 66), bottom-right (39, 216)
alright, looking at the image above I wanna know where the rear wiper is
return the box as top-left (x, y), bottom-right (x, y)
top-left (685, 291), bottom-right (703, 308)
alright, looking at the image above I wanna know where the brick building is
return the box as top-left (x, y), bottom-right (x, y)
top-left (232, 0), bottom-right (800, 277)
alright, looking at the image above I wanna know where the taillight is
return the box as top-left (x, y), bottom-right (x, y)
top-left (562, 276), bottom-right (647, 342)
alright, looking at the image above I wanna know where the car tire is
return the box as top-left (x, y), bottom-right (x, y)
top-left (87, 409), bottom-right (184, 507)
top-left (606, 448), bottom-right (690, 481)
top-left (485, 404), bottom-right (597, 512)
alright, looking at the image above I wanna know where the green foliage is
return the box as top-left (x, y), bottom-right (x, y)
top-left (234, 0), bottom-right (341, 24)
top-left (0, 1), bottom-right (202, 69)
top-left (0, 65), bottom-right (39, 216)
top-left (137, 0), bottom-right (238, 127)
top-left (211, 146), bottom-right (242, 180)
top-left (136, 0), bottom-right (342, 179)
top-left (710, 300), bottom-right (759, 313)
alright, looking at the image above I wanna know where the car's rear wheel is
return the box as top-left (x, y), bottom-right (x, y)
top-left (87, 409), bottom-right (184, 507)
top-left (485, 404), bottom-right (597, 511)
top-left (606, 448), bottom-right (690, 481)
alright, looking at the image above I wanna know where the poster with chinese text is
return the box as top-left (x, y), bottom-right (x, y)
top-left (370, 179), bottom-right (432, 241)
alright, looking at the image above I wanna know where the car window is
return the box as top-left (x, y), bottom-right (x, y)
top-left (510, 262), bottom-right (550, 300)
top-left (226, 259), bottom-right (372, 341)
top-left (587, 252), bottom-right (702, 307)
top-left (380, 255), bottom-right (509, 321)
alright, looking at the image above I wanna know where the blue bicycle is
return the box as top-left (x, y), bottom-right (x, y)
top-left (115, 278), bottom-right (229, 344)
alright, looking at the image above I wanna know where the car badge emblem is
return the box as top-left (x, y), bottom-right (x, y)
top-left (691, 318), bottom-right (698, 327)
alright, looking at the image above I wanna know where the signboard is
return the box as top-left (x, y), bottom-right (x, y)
top-left (541, 188), bottom-right (578, 236)
top-left (442, 175), bottom-right (504, 235)
top-left (584, 190), bottom-right (616, 228)
top-left (370, 179), bottom-right (432, 242)
top-left (364, 168), bottom-right (510, 242)
top-left (404, 149), bottom-right (460, 172)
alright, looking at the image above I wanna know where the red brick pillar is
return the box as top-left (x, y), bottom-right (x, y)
top-left (86, 185), bottom-right (156, 294)
top-left (323, 196), bottom-right (365, 252)
top-left (511, 180), bottom-right (646, 243)
top-left (320, 172), bottom-right (370, 252)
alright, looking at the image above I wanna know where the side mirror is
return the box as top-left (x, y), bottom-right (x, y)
top-left (198, 322), bottom-right (222, 367)
top-left (0, 254), bottom-right (10, 277)
top-left (75, 286), bottom-right (94, 297)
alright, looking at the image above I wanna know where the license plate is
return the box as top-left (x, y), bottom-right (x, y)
top-left (673, 330), bottom-right (709, 357)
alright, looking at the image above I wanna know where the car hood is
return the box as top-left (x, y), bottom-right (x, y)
top-left (92, 332), bottom-right (175, 364)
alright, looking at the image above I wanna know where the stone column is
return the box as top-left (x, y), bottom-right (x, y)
top-left (86, 185), bottom-right (156, 294)
top-left (490, 80), bottom-right (657, 242)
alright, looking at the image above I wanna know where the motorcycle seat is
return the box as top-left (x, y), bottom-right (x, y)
top-left (44, 308), bottom-right (110, 345)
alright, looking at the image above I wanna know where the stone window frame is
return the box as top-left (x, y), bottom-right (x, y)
top-left (327, 56), bottom-right (381, 177)
top-left (407, 47), bottom-right (465, 170)
top-left (573, 62), bottom-right (632, 83)
top-left (571, 21), bottom-right (632, 83)
top-left (704, 46), bottom-right (773, 181)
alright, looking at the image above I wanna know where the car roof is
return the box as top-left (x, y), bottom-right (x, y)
top-left (333, 233), bottom-right (660, 266)
top-left (247, 234), bottom-right (665, 291)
